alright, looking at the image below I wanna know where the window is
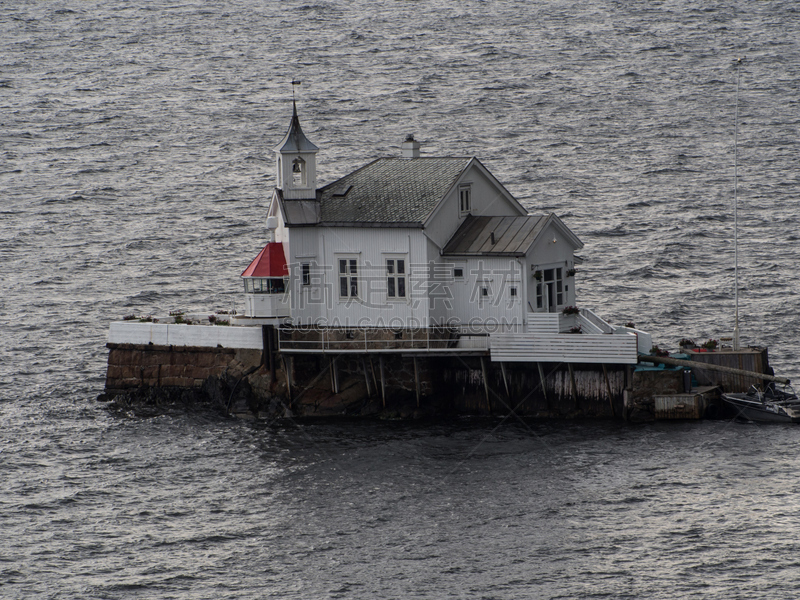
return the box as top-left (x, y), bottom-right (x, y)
top-left (244, 278), bottom-right (285, 294)
top-left (268, 278), bottom-right (285, 294)
top-left (386, 257), bottom-right (407, 299)
top-left (301, 263), bottom-right (310, 286)
top-left (453, 267), bottom-right (464, 280)
top-left (338, 257), bottom-right (358, 299)
top-left (459, 184), bottom-right (471, 214)
top-left (510, 287), bottom-right (517, 297)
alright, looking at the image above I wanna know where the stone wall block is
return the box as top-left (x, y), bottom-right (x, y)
top-left (141, 365), bottom-right (160, 381)
top-left (214, 352), bottom-right (235, 367)
top-left (119, 364), bottom-right (140, 380)
top-left (141, 350), bottom-right (169, 366)
top-left (113, 349), bottom-right (138, 365)
top-left (162, 364), bottom-right (185, 378)
top-left (194, 352), bottom-right (217, 368)
top-left (235, 348), bottom-right (262, 369)
top-left (186, 366), bottom-right (210, 380)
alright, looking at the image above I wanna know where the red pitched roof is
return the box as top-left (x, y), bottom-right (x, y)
top-left (241, 242), bottom-right (288, 277)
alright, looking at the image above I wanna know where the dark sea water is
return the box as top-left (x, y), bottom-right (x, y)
top-left (3, 1), bottom-right (800, 598)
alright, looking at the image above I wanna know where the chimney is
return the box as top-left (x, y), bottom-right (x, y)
top-left (401, 134), bottom-right (421, 159)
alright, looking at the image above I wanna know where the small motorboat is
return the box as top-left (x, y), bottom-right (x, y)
top-left (722, 383), bottom-right (800, 423)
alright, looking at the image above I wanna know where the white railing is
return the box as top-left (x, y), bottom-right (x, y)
top-left (578, 308), bottom-right (615, 334)
top-left (614, 326), bottom-right (652, 355)
top-left (489, 331), bottom-right (639, 364)
top-left (277, 327), bottom-right (490, 353)
top-left (526, 312), bottom-right (560, 334)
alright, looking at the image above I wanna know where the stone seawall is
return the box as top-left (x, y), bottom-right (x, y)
top-left (105, 343), bottom-right (262, 392)
top-left (101, 342), bottom-right (639, 420)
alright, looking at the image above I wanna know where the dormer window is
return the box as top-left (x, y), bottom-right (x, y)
top-left (459, 184), bottom-right (472, 214)
top-left (292, 157), bottom-right (306, 186)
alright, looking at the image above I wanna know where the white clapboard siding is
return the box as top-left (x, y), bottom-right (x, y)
top-left (108, 322), bottom-right (263, 349)
top-left (526, 312), bottom-right (560, 334)
top-left (489, 332), bottom-right (639, 364)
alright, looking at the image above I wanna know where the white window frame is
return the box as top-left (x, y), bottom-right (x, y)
top-left (384, 254), bottom-right (408, 301)
top-left (507, 281), bottom-right (520, 308)
top-left (478, 280), bottom-right (492, 306)
top-left (337, 255), bottom-right (359, 300)
top-left (452, 263), bottom-right (466, 281)
top-left (535, 267), bottom-right (564, 311)
top-left (459, 184), bottom-right (472, 214)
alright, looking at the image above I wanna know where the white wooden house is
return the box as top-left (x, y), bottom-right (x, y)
top-left (243, 102), bottom-right (585, 333)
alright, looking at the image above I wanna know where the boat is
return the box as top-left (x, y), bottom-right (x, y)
top-left (722, 384), bottom-right (800, 423)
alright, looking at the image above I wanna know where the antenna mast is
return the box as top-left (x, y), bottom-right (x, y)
top-left (733, 58), bottom-right (742, 351)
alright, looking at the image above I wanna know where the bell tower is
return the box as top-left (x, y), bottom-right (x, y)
top-left (274, 99), bottom-right (318, 200)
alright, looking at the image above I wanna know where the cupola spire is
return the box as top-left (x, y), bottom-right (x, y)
top-left (274, 90), bottom-right (318, 199)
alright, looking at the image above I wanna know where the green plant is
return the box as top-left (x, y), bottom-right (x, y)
top-left (679, 338), bottom-right (695, 347)
top-left (173, 314), bottom-right (185, 324)
top-left (216, 319), bottom-right (230, 326)
top-left (562, 305), bottom-right (580, 315)
top-left (534, 270), bottom-right (542, 281)
top-left (138, 316), bottom-right (153, 323)
top-left (650, 345), bottom-right (670, 357)
top-left (208, 315), bottom-right (217, 324)
top-left (624, 322), bottom-right (636, 329)
top-left (702, 339), bottom-right (718, 350)
top-left (566, 268), bottom-right (576, 277)
top-left (569, 325), bottom-right (582, 334)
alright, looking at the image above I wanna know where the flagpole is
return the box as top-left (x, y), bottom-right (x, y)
top-left (733, 57), bottom-right (742, 351)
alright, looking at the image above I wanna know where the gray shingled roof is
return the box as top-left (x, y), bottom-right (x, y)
top-left (318, 157), bottom-right (472, 224)
top-left (442, 215), bottom-right (549, 256)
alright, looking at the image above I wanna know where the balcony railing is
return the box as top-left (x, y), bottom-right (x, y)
top-left (277, 327), bottom-right (490, 354)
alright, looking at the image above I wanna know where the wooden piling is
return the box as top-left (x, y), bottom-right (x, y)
top-left (331, 355), bottom-right (340, 394)
top-left (282, 354), bottom-right (293, 403)
top-left (379, 355), bottom-right (386, 408)
top-left (362, 356), bottom-right (373, 397)
top-left (602, 363), bottom-right (614, 416)
top-left (537, 362), bottom-right (548, 404)
top-left (500, 361), bottom-right (510, 399)
top-left (413, 356), bottom-right (421, 407)
top-left (480, 356), bottom-right (491, 412)
top-left (568, 363), bottom-right (578, 405)
top-left (368, 356), bottom-right (379, 397)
